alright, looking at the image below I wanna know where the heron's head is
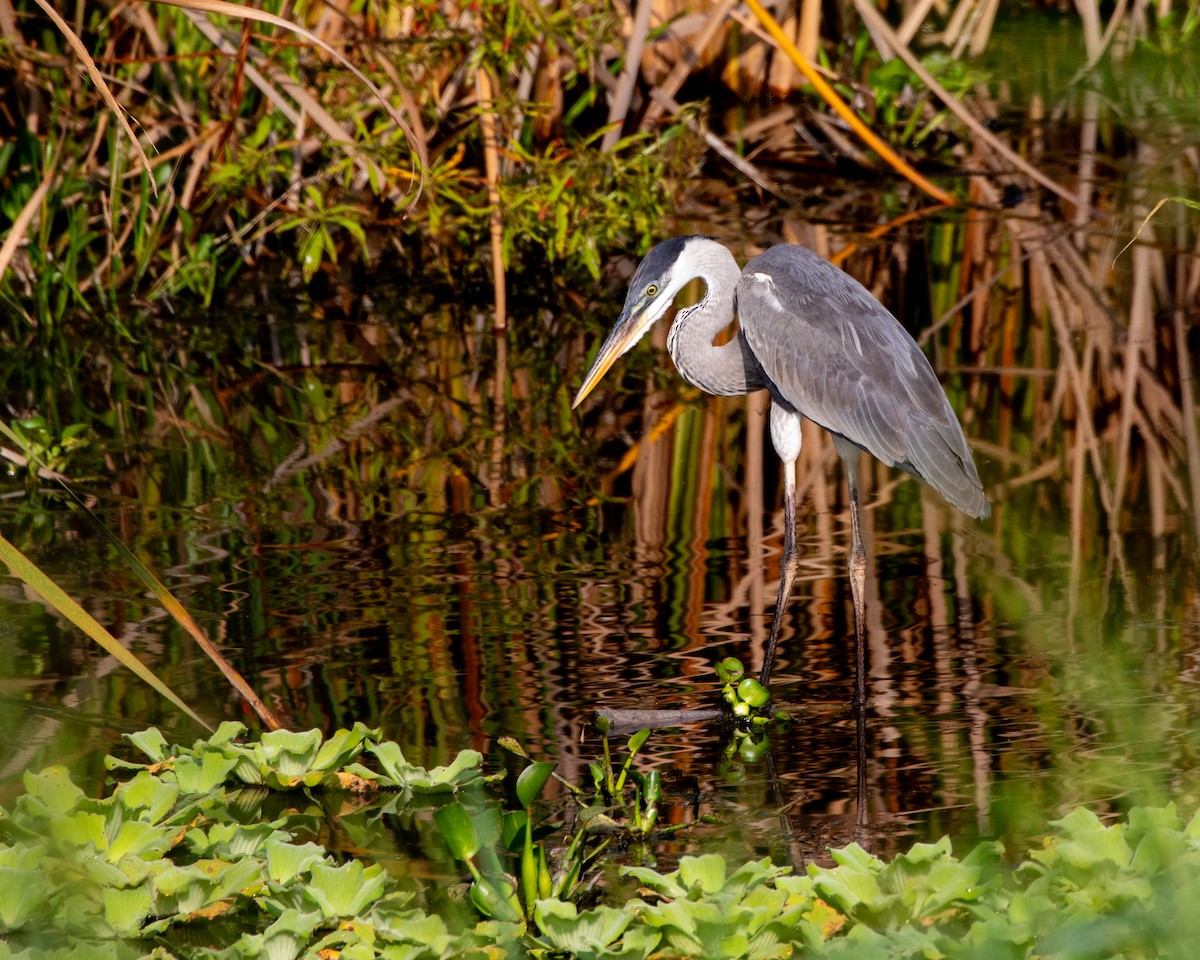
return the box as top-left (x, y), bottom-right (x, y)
top-left (572, 236), bottom-right (715, 408)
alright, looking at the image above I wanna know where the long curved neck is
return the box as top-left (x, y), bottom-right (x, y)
top-left (666, 240), bottom-right (764, 398)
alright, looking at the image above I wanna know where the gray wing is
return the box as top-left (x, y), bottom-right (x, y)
top-left (737, 244), bottom-right (989, 519)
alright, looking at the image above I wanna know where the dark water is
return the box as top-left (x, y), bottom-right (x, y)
top-left (2, 197), bottom-right (1199, 878)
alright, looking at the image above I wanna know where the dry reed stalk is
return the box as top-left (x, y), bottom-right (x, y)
top-left (475, 66), bottom-right (507, 336)
top-left (742, 0), bottom-right (957, 206)
top-left (643, 0), bottom-right (738, 125)
top-left (766, 9), bottom-right (801, 94)
top-left (852, 0), bottom-right (1084, 213)
top-left (1110, 221), bottom-right (1156, 516)
top-left (154, 0), bottom-right (427, 195)
top-left (965, 0), bottom-right (1000, 57)
top-left (935, 0), bottom-right (982, 53)
top-left (31, 0), bottom-right (156, 185)
top-left (603, 0), bottom-right (656, 151)
top-left (1074, 90), bottom-right (1101, 239)
top-left (797, 0), bottom-right (819, 62)
top-left (896, 0), bottom-right (940, 47)
top-left (647, 87), bottom-right (790, 199)
top-left (1026, 235), bottom-right (1116, 519)
top-left (0, 151), bottom-right (56, 292)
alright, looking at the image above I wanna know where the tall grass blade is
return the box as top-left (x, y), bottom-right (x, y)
top-left (65, 493), bottom-right (286, 731)
top-left (30, 0), bottom-right (156, 189)
top-left (0, 422), bottom-right (283, 730)
top-left (148, 0), bottom-right (428, 194)
top-left (0, 533), bottom-right (209, 729)
top-left (1114, 197), bottom-right (1200, 264)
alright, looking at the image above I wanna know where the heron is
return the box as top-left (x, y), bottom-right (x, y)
top-left (572, 235), bottom-right (989, 707)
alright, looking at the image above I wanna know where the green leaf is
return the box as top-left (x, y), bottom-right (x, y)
top-left (102, 884), bottom-right (151, 936)
top-left (469, 875), bottom-right (523, 923)
top-left (516, 762), bottom-right (556, 810)
top-left (258, 729), bottom-right (324, 777)
top-left (434, 802), bottom-right (480, 861)
top-left (679, 854), bottom-right (728, 896)
top-left (265, 840), bottom-right (328, 885)
top-left (174, 751), bottom-right (240, 794)
top-left (116, 770), bottom-right (179, 824)
top-left (310, 723), bottom-right (377, 772)
top-left (534, 899), bottom-right (633, 951)
top-left (124, 728), bottom-right (171, 763)
top-left (625, 729), bottom-right (651, 755)
top-left (0, 866), bottom-right (42, 928)
top-left (307, 860), bottom-right (386, 917)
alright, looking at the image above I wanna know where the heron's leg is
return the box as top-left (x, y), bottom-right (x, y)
top-left (760, 458), bottom-right (799, 686)
top-left (842, 456), bottom-right (868, 715)
top-left (760, 403), bottom-right (803, 687)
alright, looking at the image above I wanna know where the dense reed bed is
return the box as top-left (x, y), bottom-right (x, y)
top-left (0, 0), bottom-right (1196, 547)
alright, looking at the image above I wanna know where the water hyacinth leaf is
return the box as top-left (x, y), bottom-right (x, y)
top-left (416, 749), bottom-right (487, 790)
top-left (117, 771), bottom-right (179, 824)
top-left (469, 875), bottom-right (523, 923)
top-left (360, 740), bottom-right (410, 784)
top-left (620, 863), bottom-right (688, 900)
top-left (209, 721), bottom-right (249, 746)
top-left (0, 867), bottom-right (41, 928)
top-left (101, 884), bottom-right (152, 936)
top-left (150, 863), bottom-right (202, 899)
top-left (238, 908), bottom-right (321, 960)
top-left (152, 862), bottom-right (213, 914)
top-left (371, 903), bottom-right (450, 945)
top-left (1036, 807), bottom-right (1133, 870)
top-left (258, 729), bottom-right (324, 778)
top-left (106, 820), bottom-right (171, 862)
top-left (502, 809), bottom-right (529, 850)
top-left (307, 860), bottom-right (387, 917)
top-left (22, 766), bottom-right (86, 818)
top-left (642, 770), bottom-right (662, 805)
top-left (679, 854), bottom-right (728, 895)
top-left (434, 801), bottom-right (480, 860)
top-left (265, 840), bottom-right (327, 884)
top-left (533, 899), bottom-right (632, 951)
top-left (811, 849), bottom-right (888, 916)
top-left (309, 723), bottom-right (378, 772)
top-left (625, 729), bottom-right (651, 755)
top-left (124, 728), bottom-right (171, 764)
top-left (50, 811), bottom-right (107, 851)
top-left (715, 657), bottom-right (745, 684)
top-left (174, 752), bottom-right (240, 794)
top-left (516, 762), bottom-right (557, 810)
top-left (208, 856), bottom-right (266, 902)
top-left (205, 822), bottom-right (281, 859)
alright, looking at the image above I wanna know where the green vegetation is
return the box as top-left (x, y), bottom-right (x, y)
top-left (2, 2), bottom-right (1199, 956)
top-left (3, 724), bottom-right (1200, 958)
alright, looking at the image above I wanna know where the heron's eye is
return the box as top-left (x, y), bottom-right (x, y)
top-left (645, 284), bottom-right (658, 297)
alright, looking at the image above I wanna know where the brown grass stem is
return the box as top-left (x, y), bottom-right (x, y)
top-left (603, 0), bottom-right (656, 151)
top-left (851, 0), bottom-right (1084, 214)
top-left (742, 0), bottom-right (955, 205)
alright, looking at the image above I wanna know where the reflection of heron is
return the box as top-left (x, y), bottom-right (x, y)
top-left (573, 236), bottom-right (989, 704)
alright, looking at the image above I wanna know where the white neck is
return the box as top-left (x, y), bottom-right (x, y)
top-left (666, 238), bottom-right (764, 397)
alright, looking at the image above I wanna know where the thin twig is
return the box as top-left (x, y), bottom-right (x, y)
top-left (851, 0), bottom-right (1087, 214)
top-left (743, 0), bottom-right (956, 206)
